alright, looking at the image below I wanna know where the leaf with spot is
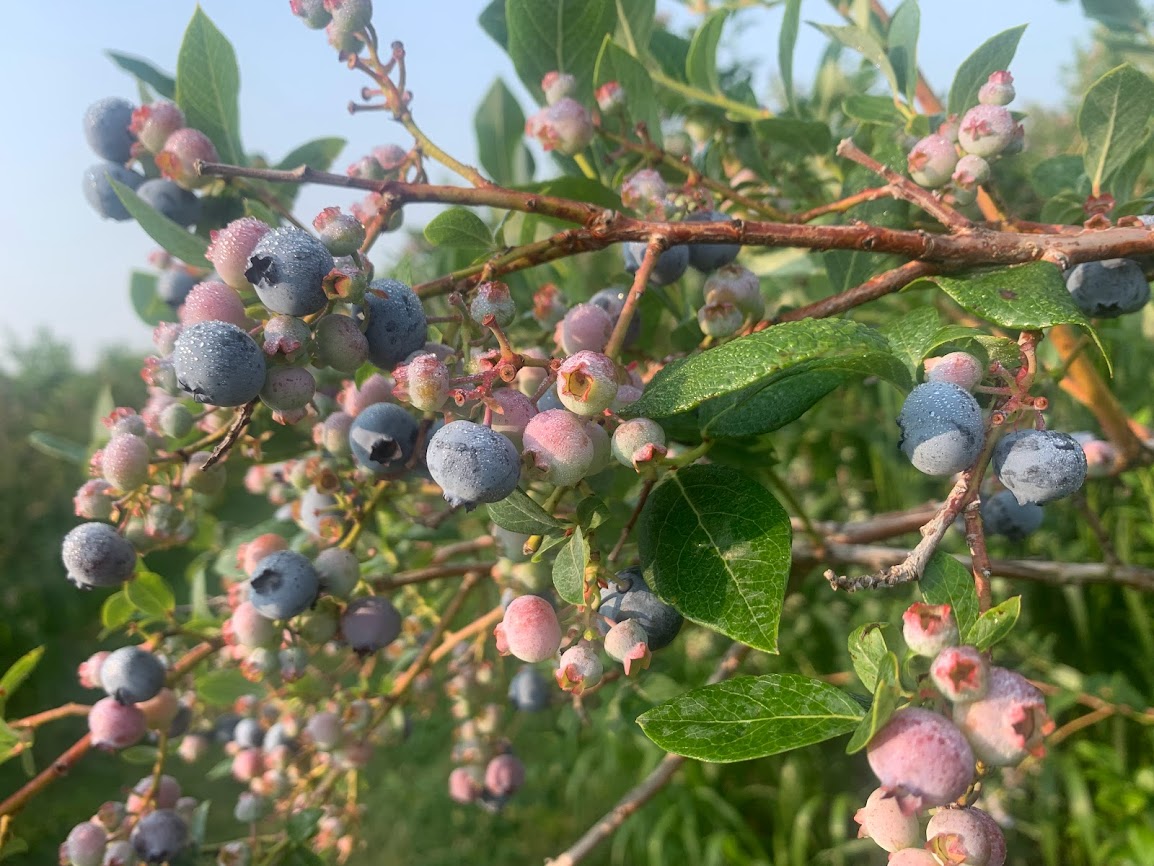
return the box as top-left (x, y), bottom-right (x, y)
top-left (638, 465), bottom-right (791, 652)
top-left (637, 674), bottom-right (864, 762)
top-left (920, 552), bottom-right (979, 641)
top-left (967, 595), bottom-right (1021, 650)
top-left (505, 0), bottom-right (617, 102)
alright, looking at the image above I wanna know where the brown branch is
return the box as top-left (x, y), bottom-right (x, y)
top-left (792, 503), bottom-right (942, 545)
top-left (371, 561), bottom-right (496, 591)
top-left (202, 400), bottom-right (256, 471)
top-left (429, 606), bottom-right (505, 665)
top-left (963, 499), bottom-right (994, 611)
top-left (0, 734), bottom-right (93, 817)
top-left (772, 260), bottom-right (938, 324)
top-left (794, 186), bottom-right (895, 223)
top-left (9, 703), bottom-right (91, 730)
top-left (547, 643), bottom-right (749, 866)
top-left (606, 239), bottom-right (663, 359)
top-left (430, 536), bottom-right (494, 563)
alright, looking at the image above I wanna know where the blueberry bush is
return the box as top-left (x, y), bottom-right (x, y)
top-left (5, 1), bottom-right (1154, 864)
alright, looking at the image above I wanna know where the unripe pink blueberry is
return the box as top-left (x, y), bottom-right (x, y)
top-left (374, 143), bottom-right (407, 174)
top-left (1081, 438), bottom-right (1117, 477)
top-left (525, 98), bottom-right (594, 155)
top-left (931, 645), bottom-right (989, 703)
top-left (958, 105), bottom-right (1016, 158)
top-left (853, 787), bottom-right (921, 853)
top-left (926, 806), bottom-right (995, 866)
top-left (448, 766), bottom-right (484, 804)
top-left (484, 753), bottom-right (526, 798)
top-left (903, 602), bottom-right (959, 657)
top-left (952, 666), bottom-right (1054, 767)
top-left (866, 707), bottom-right (975, 814)
top-left (978, 71), bottom-right (1015, 107)
top-left (888, 851), bottom-right (941, 865)
top-left (78, 651), bottom-right (110, 689)
top-left (178, 733), bottom-right (210, 763)
top-left (89, 697), bottom-right (147, 751)
top-left (556, 642), bottom-right (604, 694)
top-left (698, 300), bottom-right (744, 337)
top-left (74, 480), bottom-right (116, 521)
top-left (102, 434), bottom-right (150, 492)
top-left (532, 284), bottom-right (567, 328)
top-left (952, 154), bottom-right (991, 191)
top-left (179, 281), bottom-right (250, 329)
top-left (604, 618), bottom-right (651, 676)
top-left (260, 366), bottom-right (316, 411)
top-left (206, 218), bottom-right (272, 290)
top-left (127, 774), bottom-right (182, 812)
top-left (559, 302), bottom-right (614, 355)
top-left (470, 280), bottom-right (516, 328)
top-left (557, 351), bottom-right (618, 417)
top-left (968, 808), bottom-right (1007, 866)
top-left (621, 169), bottom-right (669, 216)
top-left (156, 127), bottom-right (219, 189)
top-left (238, 533), bottom-right (289, 577)
top-left (66, 821), bottom-right (107, 866)
top-left (522, 409), bottom-right (595, 486)
top-left (228, 601), bottom-right (279, 648)
top-left (612, 417), bottom-right (667, 469)
top-left (704, 264), bottom-right (765, 319)
top-left (305, 710), bottom-right (343, 750)
top-left (313, 206), bottom-right (365, 256)
top-left (130, 101), bottom-right (186, 155)
top-left (393, 353), bottom-right (450, 411)
top-left (595, 80), bottom-right (626, 113)
top-left (138, 687), bottom-right (181, 731)
top-left (231, 747), bottom-right (264, 782)
top-left (925, 352), bottom-right (985, 392)
top-left (486, 388), bottom-right (538, 449)
top-left (291, 0), bottom-right (331, 28)
top-left (494, 595), bottom-right (562, 663)
top-left (908, 134), bottom-right (959, 188)
top-left (337, 373), bottom-right (393, 417)
top-left (938, 114), bottom-right (961, 143)
top-left (152, 322), bottom-right (183, 357)
top-left (93, 801), bottom-right (126, 833)
top-left (316, 410), bottom-right (355, 456)
top-left (541, 71), bottom-right (577, 105)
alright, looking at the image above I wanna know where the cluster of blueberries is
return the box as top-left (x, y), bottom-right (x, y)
top-left (854, 602), bottom-right (1053, 865)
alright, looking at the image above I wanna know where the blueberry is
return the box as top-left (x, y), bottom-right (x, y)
top-left (249, 550), bottom-right (321, 619)
top-left (907, 134), bottom-right (958, 188)
top-left (958, 104), bottom-right (1015, 159)
top-left (212, 713), bottom-right (242, 743)
top-left (290, 0), bottom-right (331, 28)
top-left (83, 162), bottom-right (144, 221)
top-left (136, 179), bottom-right (201, 227)
top-left (62, 522), bottom-right (137, 588)
top-left (100, 646), bottom-right (166, 704)
top-left (684, 210), bottom-right (740, 272)
top-left (981, 489), bottom-right (1043, 539)
top-left (992, 429), bottom-right (1087, 505)
top-left (623, 242), bottom-right (689, 286)
top-left (348, 402), bottom-right (420, 476)
top-left (508, 666), bottom-right (550, 712)
top-left (233, 717), bottom-right (264, 749)
top-left (156, 267), bottom-right (199, 306)
top-left (84, 97), bottom-right (135, 162)
top-left (340, 596), bottom-right (402, 653)
top-left (426, 420), bottom-right (521, 509)
top-left (314, 547), bottom-right (360, 599)
top-left (244, 227), bottom-right (334, 316)
top-left (65, 822), bottom-right (106, 866)
top-left (130, 809), bottom-right (188, 864)
top-left (360, 278), bottom-right (428, 369)
top-left (173, 321), bottom-right (266, 407)
top-left (1065, 258), bottom-right (1150, 318)
top-left (589, 286), bottom-right (641, 346)
top-left (598, 567), bottom-right (683, 650)
top-left (897, 382), bottom-right (985, 476)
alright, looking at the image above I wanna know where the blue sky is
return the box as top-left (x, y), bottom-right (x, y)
top-left (0, 1), bottom-right (1093, 366)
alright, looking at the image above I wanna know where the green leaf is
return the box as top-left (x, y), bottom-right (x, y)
top-left (576, 496), bottom-right (609, 530)
top-left (886, 1), bottom-right (920, 106)
top-left (475, 79), bottom-right (535, 186)
top-left (1082, 0), bottom-right (1146, 30)
top-left (637, 674), bottom-right (864, 762)
top-left (107, 51), bottom-right (176, 100)
top-left (479, 0), bottom-right (508, 48)
top-left (947, 25), bottom-right (1026, 116)
top-left (125, 570), bottom-right (176, 619)
top-left (0, 647), bottom-right (44, 711)
top-left (842, 94), bottom-right (903, 125)
top-left (129, 271), bottom-right (170, 327)
top-left (615, 0), bottom-right (655, 56)
top-left (845, 652), bottom-right (903, 753)
top-left (0, 834), bottom-right (29, 861)
top-left (101, 591), bottom-right (136, 631)
top-left (920, 551), bottom-right (979, 641)
top-left (197, 668), bottom-right (253, 706)
top-left (883, 306), bottom-right (941, 375)
top-left (288, 808), bottom-right (325, 844)
top-left (751, 119), bottom-right (832, 155)
top-left (519, 176), bottom-right (623, 211)
top-left (967, 595), bottom-right (1021, 650)
top-left (505, 0), bottom-right (617, 101)
top-left (685, 10), bottom-right (728, 94)
top-left (779, 0), bottom-right (801, 112)
top-left (243, 198), bottom-right (281, 226)
top-left (847, 623), bottom-right (889, 693)
top-left (175, 7), bottom-right (242, 164)
top-left (638, 465), bottom-right (791, 653)
top-left (110, 178), bottom-right (210, 268)
top-left (1078, 64), bottom-right (1154, 194)
top-left (0, 721), bottom-right (24, 769)
top-left (486, 488), bottom-right (566, 535)
top-left (120, 745), bottom-right (161, 765)
top-left (552, 526), bottom-right (587, 605)
top-left (90, 385), bottom-right (116, 448)
top-left (595, 37), bottom-right (663, 146)
top-left (27, 431), bottom-right (87, 465)
top-left (283, 846), bottom-right (326, 866)
top-left (697, 369), bottom-right (851, 437)
top-left (812, 23), bottom-right (900, 101)
top-left (625, 319), bottom-right (911, 421)
top-left (275, 137), bottom-right (346, 172)
top-left (423, 207), bottom-right (494, 255)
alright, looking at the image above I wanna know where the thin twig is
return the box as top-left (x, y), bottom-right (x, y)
top-left (606, 239), bottom-right (664, 359)
top-left (609, 479), bottom-right (656, 564)
top-left (202, 400), bottom-right (256, 471)
top-left (963, 500), bottom-right (994, 612)
top-left (371, 561), bottom-right (496, 591)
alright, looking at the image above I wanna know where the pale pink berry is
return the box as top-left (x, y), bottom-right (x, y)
top-left (238, 533), bottom-right (288, 577)
top-left (612, 417), bottom-right (667, 469)
top-left (968, 808), bottom-right (1007, 866)
top-left (525, 98), bottom-right (593, 156)
top-left (231, 747), bottom-right (264, 782)
top-left (88, 697), bottom-right (147, 751)
top-left (853, 787), bottom-right (921, 853)
top-left (337, 373), bottom-right (393, 417)
top-left (533, 283), bottom-right (567, 328)
top-left (698, 300), bottom-right (744, 337)
top-left (130, 101), bottom-right (186, 155)
top-left (179, 281), bottom-right (250, 328)
top-left (393, 353), bottom-right (450, 412)
top-left (888, 851), bottom-right (941, 865)
top-left (206, 217), bottom-right (272, 289)
top-left (494, 595), bottom-right (562, 663)
top-left (541, 71), bottom-right (577, 105)
top-left (926, 806), bottom-right (994, 866)
top-left (1082, 438), bottom-right (1116, 477)
top-left (925, 352), bottom-right (984, 392)
top-left (75, 480), bottom-right (117, 521)
top-left (138, 687), bottom-right (181, 730)
top-left (178, 733), bottom-right (210, 763)
top-left (448, 766), bottom-right (483, 804)
top-left (102, 434), bottom-right (150, 492)
top-left (65, 822), bottom-right (107, 866)
top-left (487, 388), bottom-right (538, 449)
top-left (931, 645), bottom-right (989, 703)
top-left (156, 127), bottom-right (219, 189)
top-left (522, 409), bottom-right (595, 486)
top-left (621, 169), bottom-right (669, 216)
top-left (559, 302), bottom-right (614, 355)
top-left (78, 651), bottom-right (110, 689)
top-left (908, 134), bottom-right (959, 188)
top-left (306, 710), bottom-right (343, 750)
top-left (958, 105), bottom-right (1015, 158)
top-left (978, 71), bottom-right (1015, 107)
top-left (952, 155), bottom-right (991, 191)
top-left (557, 351), bottom-right (618, 417)
top-left (952, 667), bottom-right (1054, 767)
top-left (704, 264), bottom-right (765, 319)
top-left (556, 642), bottom-right (604, 694)
top-left (902, 603), bottom-right (959, 657)
top-left (484, 753), bottom-right (525, 798)
top-left (866, 707), bottom-right (975, 814)
top-left (227, 601), bottom-right (279, 648)
top-left (604, 618), bottom-right (651, 676)
top-left (595, 81), bottom-right (625, 113)
top-left (127, 774), bottom-right (182, 812)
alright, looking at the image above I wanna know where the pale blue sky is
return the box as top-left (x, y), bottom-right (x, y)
top-left (0, 1), bottom-right (1093, 366)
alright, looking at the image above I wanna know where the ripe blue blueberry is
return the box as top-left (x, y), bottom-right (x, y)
top-left (173, 321), bottom-right (266, 407)
top-left (508, 666), bottom-right (550, 712)
top-left (598, 567), bottom-right (683, 650)
top-left (897, 382), bottom-right (985, 476)
top-left (62, 522), bottom-right (137, 588)
top-left (156, 267), bottom-right (199, 306)
top-left (623, 241), bottom-right (689, 286)
top-left (684, 210), bottom-right (740, 272)
top-left (348, 402), bottom-right (420, 476)
top-left (340, 596), bottom-right (403, 653)
top-left (130, 809), bottom-right (188, 864)
top-left (992, 429), bottom-right (1087, 505)
top-left (360, 278), bottom-right (428, 369)
top-left (83, 162), bottom-right (144, 221)
top-left (1065, 258), bottom-right (1150, 318)
top-left (244, 227), bottom-right (334, 316)
top-left (232, 717), bottom-right (264, 749)
top-left (84, 97), bottom-right (135, 162)
top-left (136, 179), bottom-right (201, 227)
top-left (981, 489), bottom-right (1043, 540)
top-left (249, 550), bottom-right (321, 619)
top-left (426, 420), bottom-right (521, 509)
top-left (100, 645), bottom-right (166, 704)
